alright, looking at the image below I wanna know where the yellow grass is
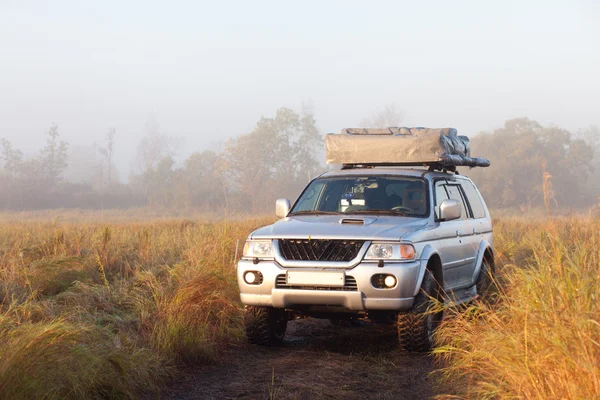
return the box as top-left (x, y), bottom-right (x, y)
top-left (0, 216), bottom-right (271, 399)
top-left (434, 217), bottom-right (600, 399)
top-left (0, 213), bottom-right (598, 398)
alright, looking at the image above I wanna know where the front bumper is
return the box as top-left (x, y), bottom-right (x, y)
top-left (237, 258), bottom-right (425, 311)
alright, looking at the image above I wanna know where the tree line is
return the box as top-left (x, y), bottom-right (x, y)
top-left (0, 109), bottom-right (598, 213)
top-left (468, 118), bottom-right (599, 211)
top-left (0, 107), bottom-right (323, 212)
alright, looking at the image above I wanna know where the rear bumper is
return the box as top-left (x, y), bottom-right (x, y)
top-left (237, 258), bottom-right (424, 311)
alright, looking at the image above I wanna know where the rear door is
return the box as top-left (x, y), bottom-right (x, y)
top-left (457, 178), bottom-right (490, 285)
top-left (444, 182), bottom-right (477, 287)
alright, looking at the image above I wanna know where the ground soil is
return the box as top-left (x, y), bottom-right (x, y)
top-left (161, 318), bottom-right (442, 400)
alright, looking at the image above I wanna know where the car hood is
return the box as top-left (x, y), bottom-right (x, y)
top-left (250, 215), bottom-right (428, 241)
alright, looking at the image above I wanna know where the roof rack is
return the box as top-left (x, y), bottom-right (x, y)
top-left (341, 162), bottom-right (458, 173)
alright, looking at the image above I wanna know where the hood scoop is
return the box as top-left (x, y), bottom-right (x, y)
top-left (339, 217), bottom-right (377, 225)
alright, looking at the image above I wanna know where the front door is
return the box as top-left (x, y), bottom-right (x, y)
top-left (433, 180), bottom-right (474, 290)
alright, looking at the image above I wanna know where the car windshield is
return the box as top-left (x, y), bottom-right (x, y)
top-left (289, 175), bottom-right (429, 217)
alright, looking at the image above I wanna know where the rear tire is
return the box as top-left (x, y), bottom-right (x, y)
top-left (397, 270), bottom-right (443, 352)
top-left (244, 306), bottom-right (288, 345)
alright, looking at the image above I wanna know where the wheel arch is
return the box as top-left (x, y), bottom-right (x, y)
top-left (470, 241), bottom-right (495, 285)
top-left (413, 245), bottom-right (444, 297)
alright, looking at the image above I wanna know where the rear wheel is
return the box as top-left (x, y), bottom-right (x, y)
top-left (397, 270), bottom-right (443, 352)
top-left (244, 306), bottom-right (288, 345)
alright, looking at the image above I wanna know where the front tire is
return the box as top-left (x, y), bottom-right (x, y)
top-left (397, 270), bottom-right (443, 352)
top-left (475, 258), bottom-right (493, 300)
top-left (244, 306), bottom-right (288, 345)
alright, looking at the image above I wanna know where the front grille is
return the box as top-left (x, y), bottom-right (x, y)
top-left (275, 274), bottom-right (358, 291)
top-left (278, 239), bottom-right (365, 262)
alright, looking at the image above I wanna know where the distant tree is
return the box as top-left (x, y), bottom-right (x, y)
top-left (98, 128), bottom-right (116, 188)
top-left (134, 116), bottom-right (182, 200)
top-left (577, 125), bottom-right (600, 199)
top-left (136, 116), bottom-right (179, 175)
top-left (63, 144), bottom-right (103, 187)
top-left (222, 107), bottom-right (322, 211)
top-left (145, 156), bottom-right (176, 208)
top-left (177, 151), bottom-right (225, 209)
top-left (0, 138), bottom-right (23, 176)
top-left (468, 118), bottom-right (595, 210)
top-left (0, 139), bottom-right (24, 208)
top-left (359, 104), bottom-right (405, 128)
top-left (577, 125), bottom-right (600, 150)
top-left (39, 123), bottom-right (69, 186)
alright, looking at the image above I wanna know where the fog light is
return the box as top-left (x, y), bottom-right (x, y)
top-left (244, 271), bottom-right (256, 284)
top-left (384, 275), bottom-right (397, 288)
top-left (371, 274), bottom-right (397, 289)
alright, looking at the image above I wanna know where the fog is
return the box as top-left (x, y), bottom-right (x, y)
top-left (0, 1), bottom-right (599, 211)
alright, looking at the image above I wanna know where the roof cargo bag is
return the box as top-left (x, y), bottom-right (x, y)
top-left (325, 127), bottom-right (490, 168)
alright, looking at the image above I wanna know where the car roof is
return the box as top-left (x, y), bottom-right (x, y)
top-left (319, 167), bottom-right (465, 180)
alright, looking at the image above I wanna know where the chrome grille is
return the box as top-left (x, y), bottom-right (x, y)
top-left (275, 274), bottom-right (358, 291)
top-left (278, 239), bottom-right (364, 262)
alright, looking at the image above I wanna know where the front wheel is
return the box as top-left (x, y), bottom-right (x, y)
top-left (244, 306), bottom-right (288, 346)
top-left (475, 258), bottom-right (494, 301)
top-left (397, 270), bottom-right (443, 352)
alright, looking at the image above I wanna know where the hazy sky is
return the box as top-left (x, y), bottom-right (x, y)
top-left (1, 0), bottom-right (599, 176)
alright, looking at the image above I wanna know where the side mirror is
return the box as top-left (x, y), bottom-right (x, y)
top-left (275, 198), bottom-right (291, 218)
top-left (439, 199), bottom-right (461, 221)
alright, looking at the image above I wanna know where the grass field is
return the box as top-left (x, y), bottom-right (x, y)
top-left (0, 213), bottom-right (598, 399)
top-left (0, 215), bottom-right (270, 399)
top-left (435, 216), bottom-right (600, 399)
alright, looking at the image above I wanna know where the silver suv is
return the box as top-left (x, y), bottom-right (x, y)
top-left (237, 166), bottom-right (494, 351)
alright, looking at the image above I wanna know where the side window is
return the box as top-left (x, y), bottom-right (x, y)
top-left (460, 180), bottom-right (486, 219)
top-left (434, 181), bottom-right (449, 218)
top-left (445, 184), bottom-right (469, 220)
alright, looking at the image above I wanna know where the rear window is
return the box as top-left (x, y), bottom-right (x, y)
top-left (460, 180), bottom-right (486, 219)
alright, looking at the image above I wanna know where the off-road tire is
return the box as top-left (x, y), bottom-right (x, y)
top-left (397, 270), bottom-right (443, 352)
top-left (475, 258), bottom-right (493, 301)
top-left (244, 306), bottom-right (288, 346)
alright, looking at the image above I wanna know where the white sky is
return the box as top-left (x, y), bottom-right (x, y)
top-left (1, 0), bottom-right (599, 175)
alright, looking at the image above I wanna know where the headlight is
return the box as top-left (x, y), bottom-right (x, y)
top-left (243, 240), bottom-right (274, 258)
top-left (365, 243), bottom-right (415, 260)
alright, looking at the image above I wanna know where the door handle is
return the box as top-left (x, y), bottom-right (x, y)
top-left (456, 230), bottom-right (461, 237)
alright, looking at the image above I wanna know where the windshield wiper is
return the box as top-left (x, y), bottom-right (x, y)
top-left (288, 210), bottom-right (343, 216)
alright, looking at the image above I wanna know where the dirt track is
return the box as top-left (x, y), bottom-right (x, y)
top-left (162, 318), bottom-right (439, 399)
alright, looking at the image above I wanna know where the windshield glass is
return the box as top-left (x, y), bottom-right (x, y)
top-left (290, 176), bottom-right (429, 217)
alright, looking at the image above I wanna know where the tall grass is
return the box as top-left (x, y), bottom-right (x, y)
top-left (0, 217), bottom-right (271, 399)
top-left (434, 217), bottom-right (600, 399)
top-left (1, 213), bottom-right (598, 398)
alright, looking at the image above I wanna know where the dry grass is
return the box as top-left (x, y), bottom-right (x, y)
top-left (434, 217), bottom-right (600, 399)
top-left (0, 216), bottom-right (271, 399)
top-left (1, 212), bottom-right (598, 399)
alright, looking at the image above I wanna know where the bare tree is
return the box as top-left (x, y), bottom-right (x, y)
top-left (40, 123), bottom-right (69, 186)
top-left (359, 104), bottom-right (405, 128)
top-left (98, 128), bottom-right (116, 188)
